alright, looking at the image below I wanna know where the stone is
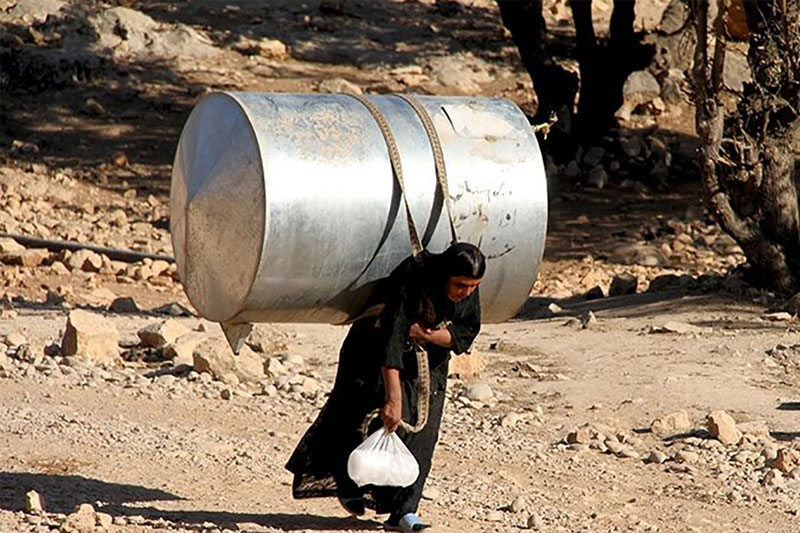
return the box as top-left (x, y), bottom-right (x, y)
top-left (264, 357), bottom-right (288, 376)
top-left (619, 136), bottom-right (644, 158)
top-left (448, 349), bottom-right (487, 379)
top-left (95, 512), bottom-right (113, 528)
top-left (764, 312), bottom-right (793, 322)
top-left (527, 512), bottom-right (544, 530)
top-left (25, 490), bottom-right (43, 513)
top-left (661, 68), bottom-right (686, 104)
top-left (5, 331), bottom-right (27, 347)
top-left (318, 77), bottom-right (362, 95)
top-left (674, 450), bottom-right (699, 464)
top-left (152, 302), bottom-right (193, 317)
top-left (651, 321), bottom-right (711, 335)
top-left (138, 320), bottom-right (191, 348)
top-left (650, 410), bottom-right (692, 438)
top-left (65, 249), bottom-right (103, 272)
top-left (510, 495), bottom-right (526, 513)
top-left (464, 383), bottom-right (493, 402)
top-left (763, 468), bottom-right (784, 487)
top-left (609, 274), bottom-right (638, 297)
top-left (707, 410), bottom-right (742, 446)
top-left (617, 70), bottom-right (661, 120)
top-left (61, 310), bottom-right (120, 362)
top-left (582, 146), bottom-right (605, 167)
top-left (87, 287), bottom-right (117, 305)
top-left (767, 448), bottom-right (800, 473)
top-left (586, 167), bottom-right (608, 189)
top-left (723, 49), bottom-right (751, 93)
top-left (787, 466), bottom-right (800, 480)
top-left (50, 261), bottom-right (70, 276)
top-left (0, 237), bottom-right (25, 254)
top-left (62, 503), bottom-right (96, 533)
top-left (0, 247), bottom-right (50, 267)
top-left (501, 412), bottom-right (523, 428)
top-left (163, 332), bottom-right (206, 367)
top-left (567, 427), bottom-right (592, 445)
top-left (421, 486), bottom-right (440, 500)
top-left (245, 324), bottom-right (289, 354)
top-left (193, 339), bottom-right (264, 383)
top-left (608, 243), bottom-right (666, 267)
top-left (485, 510), bottom-right (503, 522)
top-left (645, 450), bottom-right (668, 464)
top-left (109, 296), bottom-right (140, 313)
top-left (580, 310), bottom-right (597, 329)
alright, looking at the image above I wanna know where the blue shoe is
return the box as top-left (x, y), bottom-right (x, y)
top-left (384, 513), bottom-right (431, 531)
top-left (338, 496), bottom-right (365, 517)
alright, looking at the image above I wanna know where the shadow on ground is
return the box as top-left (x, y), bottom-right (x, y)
top-left (0, 472), bottom-right (382, 531)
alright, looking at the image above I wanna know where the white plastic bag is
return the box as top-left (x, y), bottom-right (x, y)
top-left (347, 427), bottom-right (420, 487)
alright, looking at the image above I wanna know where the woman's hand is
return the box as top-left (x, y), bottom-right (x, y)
top-left (381, 397), bottom-right (403, 433)
top-left (381, 366), bottom-right (403, 433)
top-left (409, 322), bottom-right (453, 348)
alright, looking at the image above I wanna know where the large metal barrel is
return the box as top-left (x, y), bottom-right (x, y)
top-left (171, 92), bottom-right (547, 331)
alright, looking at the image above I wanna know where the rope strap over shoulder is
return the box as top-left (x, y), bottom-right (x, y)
top-left (395, 94), bottom-right (459, 246)
top-left (342, 93), bottom-right (424, 258)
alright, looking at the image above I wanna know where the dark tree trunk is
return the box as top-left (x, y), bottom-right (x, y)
top-left (496, 0), bottom-right (579, 126)
top-left (691, 0), bottom-right (800, 291)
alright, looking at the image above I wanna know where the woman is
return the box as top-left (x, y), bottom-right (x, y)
top-left (286, 242), bottom-right (485, 531)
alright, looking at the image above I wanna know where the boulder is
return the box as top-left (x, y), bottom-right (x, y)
top-left (245, 323), bottom-right (290, 354)
top-left (707, 410), bottom-right (742, 446)
top-left (163, 332), bottom-right (206, 367)
top-left (61, 310), bottom-right (120, 362)
top-left (318, 78), bottom-right (363, 95)
top-left (66, 249), bottom-right (103, 272)
top-left (138, 319), bottom-right (191, 348)
top-left (616, 70), bottom-right (661, 120)
top-left (650, 409), bottom-right (692, 438)
top-left (193, 338), bottom-right (264, 383)
top-left (609, 274), bottom-right (638, 297)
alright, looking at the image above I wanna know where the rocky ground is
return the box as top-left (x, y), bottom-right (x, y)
top-left (2, 0), bottom-right (799, 532)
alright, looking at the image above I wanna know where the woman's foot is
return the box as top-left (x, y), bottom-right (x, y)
top-left (384, 513), bottom-right (431, 531)
top-left (338, 496), bottom-right (365, 517)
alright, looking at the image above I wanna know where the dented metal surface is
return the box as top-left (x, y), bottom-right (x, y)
top-left (171, 92), bottom-right (547, 325)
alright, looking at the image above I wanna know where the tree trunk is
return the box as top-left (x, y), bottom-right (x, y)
top-left (691, 0), bottom-right (800, 292)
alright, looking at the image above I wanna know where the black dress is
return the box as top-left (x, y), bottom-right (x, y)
top-left (286, 253), bottom-right (481, 516)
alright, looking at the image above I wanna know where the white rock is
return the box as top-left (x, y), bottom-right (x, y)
top-left (66, 249), bottom-right (103, 272)
top-left (61, 310), bottom-right (120, 363)
top-left (193, 339), bottom-right (264, 383)
top-left (25, 490), bottom-right (43, 513)
top-left (464, 383), bottom-right (494, 402)
top-left (138, 319), bottom-right (191, 348)
top-left (707, 410), bottom-right (742, 446)
top-left (163, 332), bottom-right (206, 367)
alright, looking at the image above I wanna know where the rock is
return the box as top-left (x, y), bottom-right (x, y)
top-left (245, 324), bottom-right (289, 354)
top-left (580, 310), bottom-right (597, 329)
top-left (193, 339), bottom-right (264, 383)
top-left (464, 383), bottom-right (494, 402)
top-left (65, 249), bottom-right (103, 272)
top-left (62, 503), bottom-right (96, 533)
top-left (421, 486), bottom-right (440, 500)
top-left (605, 438), bottom-right (626, 456)
top-left (619, 136), bottom-right (644, 158)
top-left (567, 427), bottom-right (592, 445)
top-left (5, 331), bottom-right (27, 347)
top-left (660, 68), bottom-right (686, 104)
top-left (763, 468), bottom-right (784, 487)
top-left (767, 448), bottom-right (800, 473)
top-left (485, 510), bottom-right (503, 522)
top-left (25, 490), bottom-right (43, 513)
top-left (609, 274), bottom-right (638, 296)
top-left (501, 412), bottom-right (523, 428)
top-left (582, 146), bottom-right (605, 167)
top-left (586, 167), bottom-right (608, 189)
top-left (264, 356), bottom-right (288, 376)
top-left (95, 512), bottom-right (113, 528)
top-left (50, 261), bottom-right (70, 276)
top-left (510, 495), bottom-right (526, 513)
top-left (448, 349), bottom-right (487, 379)
top-left (109, 296), bottom-right (140, 313)
top-left (650, 321), bottom-right (711, 335)
top-left (658, 0), bottom-right (687, 33)
top-left (87, 287), bottom-right (117, 305)
top-left (645, 450), bottom-right (668, 464)
top-left (163, 332), bottom-right (206, 367)
top-left (617, 70), bottom-right (661, 120)
top-left (0, 247), bottom-right (50, 267)
top-left (563, 160), bottom-right (581, 178)
top-left (152, 302), bottom-right (193, 317)
top-left (608, 243), bottom-right (666, 267)
top-left (707, 410), bottom-right (742, 446)
top-left (281, 353), bottom-right (305, 367)
top-left (650, 410), bottom-right (692, 438)
top-left (674, 450), bottom-right (699, 464)
top-left (723, 49), bottom-right (751, 93)
top-left (0, 237), bottom-right (25, 254)
top-left (787, 466), bottom-right (800, 480)
top-left (527, 512), bottom-right (544, 530)
top-left (61, 310), bottom-right (120, 362)
top-left (138, 320), bottom-right (191, 348)
top-left (764, 312), bottom-right (793, 322)
top-left (318, 78), bottom-right (362, 95)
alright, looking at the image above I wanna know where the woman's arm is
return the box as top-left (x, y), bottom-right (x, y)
top-left (381, 366), bottom-right (403, 432)
top-left (409, 323), bottom-right (453, 348)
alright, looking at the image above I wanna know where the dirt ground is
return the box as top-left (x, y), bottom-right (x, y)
top-left (2, 1), bottom-right (800, 532)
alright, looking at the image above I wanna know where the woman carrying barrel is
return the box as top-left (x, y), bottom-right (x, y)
top-left (287, 242), bottom-right (485, 531)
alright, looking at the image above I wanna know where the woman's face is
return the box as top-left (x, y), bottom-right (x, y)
top-left (445, 276), bottom-right (481, 302)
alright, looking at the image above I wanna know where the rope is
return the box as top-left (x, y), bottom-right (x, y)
top-left (342, 93), bottom-right (424, 258)
top-left (395, 94), bottom-right (459, 245)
